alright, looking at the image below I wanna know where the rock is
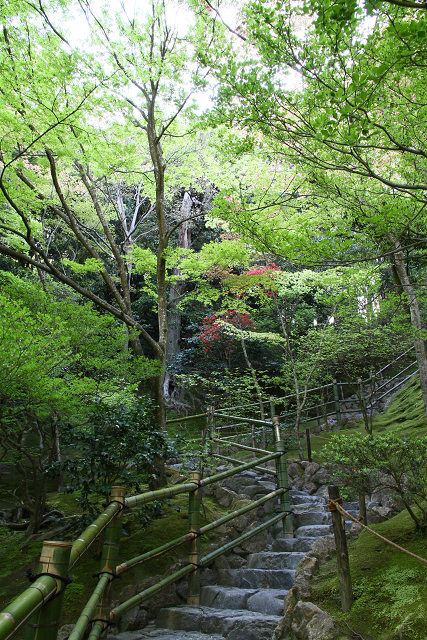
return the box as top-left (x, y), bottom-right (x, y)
top-left (57, 625), bottom-right (75, 640)
top-left (227, 553), bottom-right (247, 568)
top-left (310, 468), bottom-right (330, 485)
top-left (213, 555), bottom-right (230, 571)
top-left (133, 577), bottom-right (180, 620)
top-left (314, 485), bottom-right (329, 498)
top-left (287, 463), bottom-right (302, 479)
top-left (307, 535), bottom-right (336, 563)
top-left (238, 522), bottom-right (268, 554)
top-left (118, 608), bottom-right (148, 632)
top-left (214, 485), bottom-right (238, 508)
top-left (302, 482), bottom-right (318, 495)
top-left (303, 462), bottom-right (321, 479)
top-left (368, 505), bottom-right (397, 523)
top-left (291, 601), bottom-right (345, 640)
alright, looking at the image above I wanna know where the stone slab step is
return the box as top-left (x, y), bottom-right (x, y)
top-left (289, 491), bottom-right (324, 506)
top-left (109, 629), bottom-right (226, 640)
top-left (247, 551), bottom-right (305, 570)
top-left (294, 524), bottom-right (331, 538)
top-left (293, 512), bottom-right (329, 527)
top-left (200, 586), bottom-right (288, 616)
top-left (217, 568), bottom-right (295, 589)
top-left (272, 536), bottom-right (318, 553)
top-left (156, 606), bottom-right (281, 640)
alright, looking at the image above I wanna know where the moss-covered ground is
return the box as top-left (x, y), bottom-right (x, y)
top-left (311, 509), bottom-right (427, 640)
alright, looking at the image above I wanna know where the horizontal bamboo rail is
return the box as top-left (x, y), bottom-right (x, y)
top-left (201, 512), bottom-right (285, 566)
top-left (126, 482), bottom-right (198, 509)
top-left (110, 564), bottom-right (194, 621)
top-left (199, 488), bottom-right (286, 535)
top-left (212, 438), bottom-right (271, 455)
top-left (0, 576), bottom-right (58, 640)
top-left (213, 453), bottom-right (276, 475)
top-left (165, 413), bottom-right (208, 424)
top-left (109, 511), bottom-right (286, 623)
top-left (214, 413), bottom-right (273, 427)
top-left (200, 452), bottom-right (280, 487)
top-left (116, 532), bottom-right (196, 574)
top-left (70, 502), bottom-right (122, 569)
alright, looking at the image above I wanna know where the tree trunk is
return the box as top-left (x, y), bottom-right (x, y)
top-left (392, 237), bottom-right (427, 422)
top-left (240, 336), bottom-right (266, 448)
top-left (164, 191), bottom-right (193, 402)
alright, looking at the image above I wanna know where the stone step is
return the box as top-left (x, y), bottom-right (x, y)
top-left (271, 536), bottom-right (318, 552)
top-left (156, 606), bottom-right (281, 640)
top-left (293, 511), bottom-right (329, 527)
top-left (246, 551), bottom-right (305, 570)
top-left (217, 568), bottom-right (295, 590)
top-left (109, 629), bottom-right (226, 640)
top-left (200, 586), bottom-right (288, 616)
top-left (294, 524), bottom-right (331, 538)
top-left (289, 491), bottom-right (324, 506)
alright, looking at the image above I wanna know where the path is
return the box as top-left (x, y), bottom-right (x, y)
top-left (107, 472), bottom-right (358, 640)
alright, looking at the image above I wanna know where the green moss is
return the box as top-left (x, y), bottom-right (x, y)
top-left (311, 509), bottom-right (427, 639)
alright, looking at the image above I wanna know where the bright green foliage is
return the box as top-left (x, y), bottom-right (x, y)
top-left (323, 432), bottom-right (427, 529)
top-left (50, 398), bottom-right (167, 523)
top-left (0, 272), bottom-right (159, 532)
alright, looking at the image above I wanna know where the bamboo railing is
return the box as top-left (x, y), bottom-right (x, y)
top-left (0, 414), bottom-right (290, 640)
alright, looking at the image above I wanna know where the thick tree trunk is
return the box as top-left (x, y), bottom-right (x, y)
top-left (392, 237), bottom-right (427, 422)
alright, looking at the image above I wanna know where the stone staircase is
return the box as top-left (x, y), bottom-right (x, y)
top-left (110, 477), bottom-right (358, 640)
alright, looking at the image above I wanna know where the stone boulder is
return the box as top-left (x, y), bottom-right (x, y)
top-left (274, 601), bottom-right (351, 640)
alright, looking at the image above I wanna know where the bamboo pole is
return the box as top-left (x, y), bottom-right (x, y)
top-left (187, 471), bottom-right (201, 605)
top-left (166, 413), bottom-right (208, 424)
top-left (125, 482), bottom-right (198, 509)
top-left (272, 416), bottom-right (292, 537)
top-left (67, 575), bottom-right (110, 640)
top-left (212, 454), bottom-right (276, 476)
top-left (200, 488), bottom-right (286, 536)
top-left (328, 486), bottom-right (353, 613)
top-left (200, 452), bottom-right (280, 488)
top-left (24, 541), bottom-right (73, 640)
top-left (201, 512), bottom-right (285, 566)
top-left (212, 438), bottom-right (271, 456)
top-left (88, 486), bottom-right (125, 640)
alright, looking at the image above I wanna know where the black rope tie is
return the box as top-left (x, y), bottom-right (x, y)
top-left (102, 500), bottom-right (129, 512)
top-left (89, 618), bottom-right (116, 630)
top-left (26, 568), bottom-right (73, 600)
top-left (92, 571), bottom-right (122, 582)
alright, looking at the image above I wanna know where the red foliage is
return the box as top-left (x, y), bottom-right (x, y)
top-left (197, 310), bottom-right (255, 353)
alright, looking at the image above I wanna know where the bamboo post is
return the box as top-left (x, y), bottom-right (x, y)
top-left (208, 406), bottom-right (214, 456)
top-left (328, 485), bottom-right (353, 613)
top-left (187, 471), bottom-right (201, 605)
top-left (24, 541), bottom-right (73, 640)
top-left (305, 428), bottom-right (312, 462)
top-left (269, 396), bottom-right (276, 419)
top-left (272, 415), bottom-right (292, 537)
top-left (333, 379), bottom-right (341, 423)
top-left (88, 486), bottom-right (125, 640)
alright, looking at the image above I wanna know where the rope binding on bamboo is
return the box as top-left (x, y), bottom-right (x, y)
top-left (327, 496), bottom-right (343, 512)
